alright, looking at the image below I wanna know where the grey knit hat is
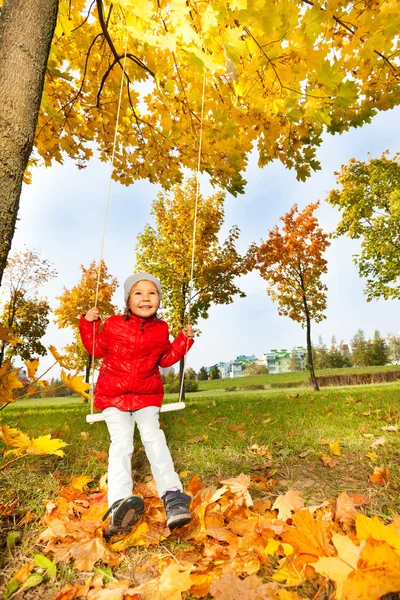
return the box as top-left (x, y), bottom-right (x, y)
top-left (124, 272), bottom-right (162, 303)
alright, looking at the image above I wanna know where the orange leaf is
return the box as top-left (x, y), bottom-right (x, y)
top-left (319, 453), bottom-right (338, 469)
top-left (369, 466), bottom-right (390, 486)
top-left (272, 490), bottom-right (305, 521)
top-left (219, 473), bottom-right (253, 507)
top-left (335, 491), bottom-right (358, 532)
top-left (12, 562), bottom-right (35, 583)
top-left (50, 537), bottom-right (122, 571)
top-left (282, 509), bottom-right (334, 558)
top-left (210, 573), bottom-right (281, 599)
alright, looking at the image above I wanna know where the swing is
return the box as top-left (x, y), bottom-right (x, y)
top-left (85, 37), bottom-right (206, 425)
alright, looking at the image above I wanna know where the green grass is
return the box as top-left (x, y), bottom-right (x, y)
top-left (196, 363), bottom-right (400, 391)
top-left (1, 381), bottom-right (400, 598)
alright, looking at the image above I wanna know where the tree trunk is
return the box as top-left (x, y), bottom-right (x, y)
top-left (306, 314), bottom-right (319, 391)
top-left (179, 356), bottom-right (185, 401)
top-left (85, 355), bottom-right (92, 384)
top-left (0, 0), bottom-right (58, 286)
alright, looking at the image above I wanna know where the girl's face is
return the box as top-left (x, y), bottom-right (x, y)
top-left (128, 280), bottom-right (160, 319)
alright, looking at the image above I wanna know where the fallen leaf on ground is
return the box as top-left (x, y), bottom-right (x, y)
top-left (329, 440), bottom-right (341, 456)
top-left (366, 452), bottom-right (379, 462)
top-left (370, 437), bottom-right (386, 448)
top-left (369, 466), bottom-right (390, 486)
top-left (319, 454), bottom-right (339, 469)
top-left (272, 490), bottom-right (305, 521)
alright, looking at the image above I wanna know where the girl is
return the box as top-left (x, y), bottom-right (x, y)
top-left (79, 272), bottom-right (194, 537)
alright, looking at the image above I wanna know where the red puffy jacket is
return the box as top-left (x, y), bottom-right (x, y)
top-left (79, 314), bottom-right (194, 411)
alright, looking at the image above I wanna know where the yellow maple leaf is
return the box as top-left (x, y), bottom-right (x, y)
top-left (25, 358), bottom-right (39, 379)
top-left (27, 435), bottom-right (67, 457)
top-left (313, 533), bottom-right (362, 599)
top-left (71, 475), bottom-right (93, 491)
top-left (342, 539), bottom-right (400, 599)
top-left (0, 323), bottom-right (25, 346)
top-left (356, 514), bottom-right (400, 552)
top-left (48, 346), bottom-right (70, 369)
top-left (0, 360), bottom-right (24, 405)
top-left (0, 423), bottom-right (30, 450)
top-left (329, 440), bottom-right (341, 456)
top-left (60, 370), bottom-right (91, 401)
top-left (130, 563), bottom-right (192, 600)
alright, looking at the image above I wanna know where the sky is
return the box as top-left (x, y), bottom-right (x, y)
top-left (5, 105), bottom-right (400, 376)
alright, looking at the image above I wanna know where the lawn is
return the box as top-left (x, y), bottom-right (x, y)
top-left (1, 381), bottom-right (400, 598)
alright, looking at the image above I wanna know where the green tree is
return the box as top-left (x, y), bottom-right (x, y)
top-left (135, 176), bottom-right (248, 396)
top-left (351, 329), bottom-right (371, 367)
top-left (387, 335), bottom-right (400, 364)
top-left (54, 260), bottom-right (118, 383)
top-left (370, 330), bottom-right (389, 366)
top-left (251, 203), bottom-right (330, 391)
top-left (197, 367), bottom-right (208, 381)
top-left (209, 366), bottom-right (221, 380)
top-left (313, 335), bottom-right (329, 370)
top-left (185, 368), bottom-right (197, 381)
top-left (327, 153), bottom-right (400, 301)
top-left (0, 248), bottom-right (56, 365)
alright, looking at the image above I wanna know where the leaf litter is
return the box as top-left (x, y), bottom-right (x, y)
top-left (4, 467), bottom-right (399, 600)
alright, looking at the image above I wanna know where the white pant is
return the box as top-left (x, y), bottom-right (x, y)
top-left (103, 406), bottom-right (182, 507)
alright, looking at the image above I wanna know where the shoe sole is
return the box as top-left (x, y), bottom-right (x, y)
top-left (107, 496), bottom-right (145, 537)
top-left (167, 513), bottom-right (192, 530)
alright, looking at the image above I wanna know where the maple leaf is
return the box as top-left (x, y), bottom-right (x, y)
top-left (0, 423), bottom-right (30, 450)
top-left (0, 360), bottom-right (24, 405)
top-left (329, 440), bottom-right (341, 456)
top-left (272, 490), bottom-right (305, 521)
top-left (248, 444), bottom-right (272, 459)
top-left (71, 476), bottom-right (93, 491)
top-left (48, 346), bottom-right (70, 369)
top-left (342, 539), bottom-right (400, 599)
top-left (282, 509), bottom-right (334, 558)
top-left (130, 563), bottom-right (192, 600)
top-left (313, 532), bottom-right (362, 599)
top-left (210, 572), bottom-right (285, 599)
top-left (50, 537), bottom-right (122, 571)
top-left (219, 473), bottom-right (253, 507)
top-left (356, 514), bottom-right (400, 552)
top-left (0, 323), bottom-right (25, 345)
top-left (26, 434), bottom-right (67, 457)
top-left (60, 370), bottom-right (91, 401)
top-left (369, 466), bottom-right (390, 486)
top-left (319, 454), bottom-right (338, 469)
top-left (24, 358), bottom-right (39, 379)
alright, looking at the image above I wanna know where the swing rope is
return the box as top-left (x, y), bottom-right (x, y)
top-left (89, 34), bottom-right (129, 418)
top-left (87, 34), bottom-right (206, 421)
top-left (178, 73), bottom-right (207, 403)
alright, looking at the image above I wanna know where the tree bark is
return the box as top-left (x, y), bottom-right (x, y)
top-left (305, 313), bottom-right (319, 391)
top-left (0, 0), bottom-right (58, 286)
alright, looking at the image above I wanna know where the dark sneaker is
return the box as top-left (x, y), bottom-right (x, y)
top-left (163, 491), bottom-right (192, 529)
top-left (102, 495), bottom-right (144, 537)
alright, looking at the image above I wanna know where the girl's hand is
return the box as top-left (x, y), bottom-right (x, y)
top-left (84, 307), bottom-right (101, 322)
top-left (182, 325), bottom-right (194, 339)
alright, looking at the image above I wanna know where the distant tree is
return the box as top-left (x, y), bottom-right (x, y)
top-left (209, 366), bottom-right (221, 380)
top-left (0, 248), bottom-right (57, 365)
top-left (251, 203), bottom-right (330, 391)
top-left (164, 370), bottom-right (176, 385)
top-left (371, 330), bottom-right (389, 366)
top-left (327, 153), bottom-right (400, 301)
top-left (185, 368), bottom-right (197, 381)
top-left (54, 260), bottom-right (118, 382)
top-left (135, 176), bottom-right (249, 397)
top-left (3, 297), bottom-right (50, 362)
top-left (290, 348), bottom-right (303, 372)
top-left (243, 362), bottom-right (268, 375)
top-left (351, 329), bottom-right (372, 367)
top-left (197, 367), bottom-right (208, 381)
top-left (313, 336), bottom-right (329, 370)
top-left (387, 334), bottom-right (400, 364)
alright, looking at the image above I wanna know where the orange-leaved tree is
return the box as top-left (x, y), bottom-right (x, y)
top-left (1, 0), bottom-right (400, 284)
top-left (250, 203), bottom-right (330, 391)
top-left (54, 260), bottom-right (118, 383)
top-left (135, 176), bottom-right (249, 395)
